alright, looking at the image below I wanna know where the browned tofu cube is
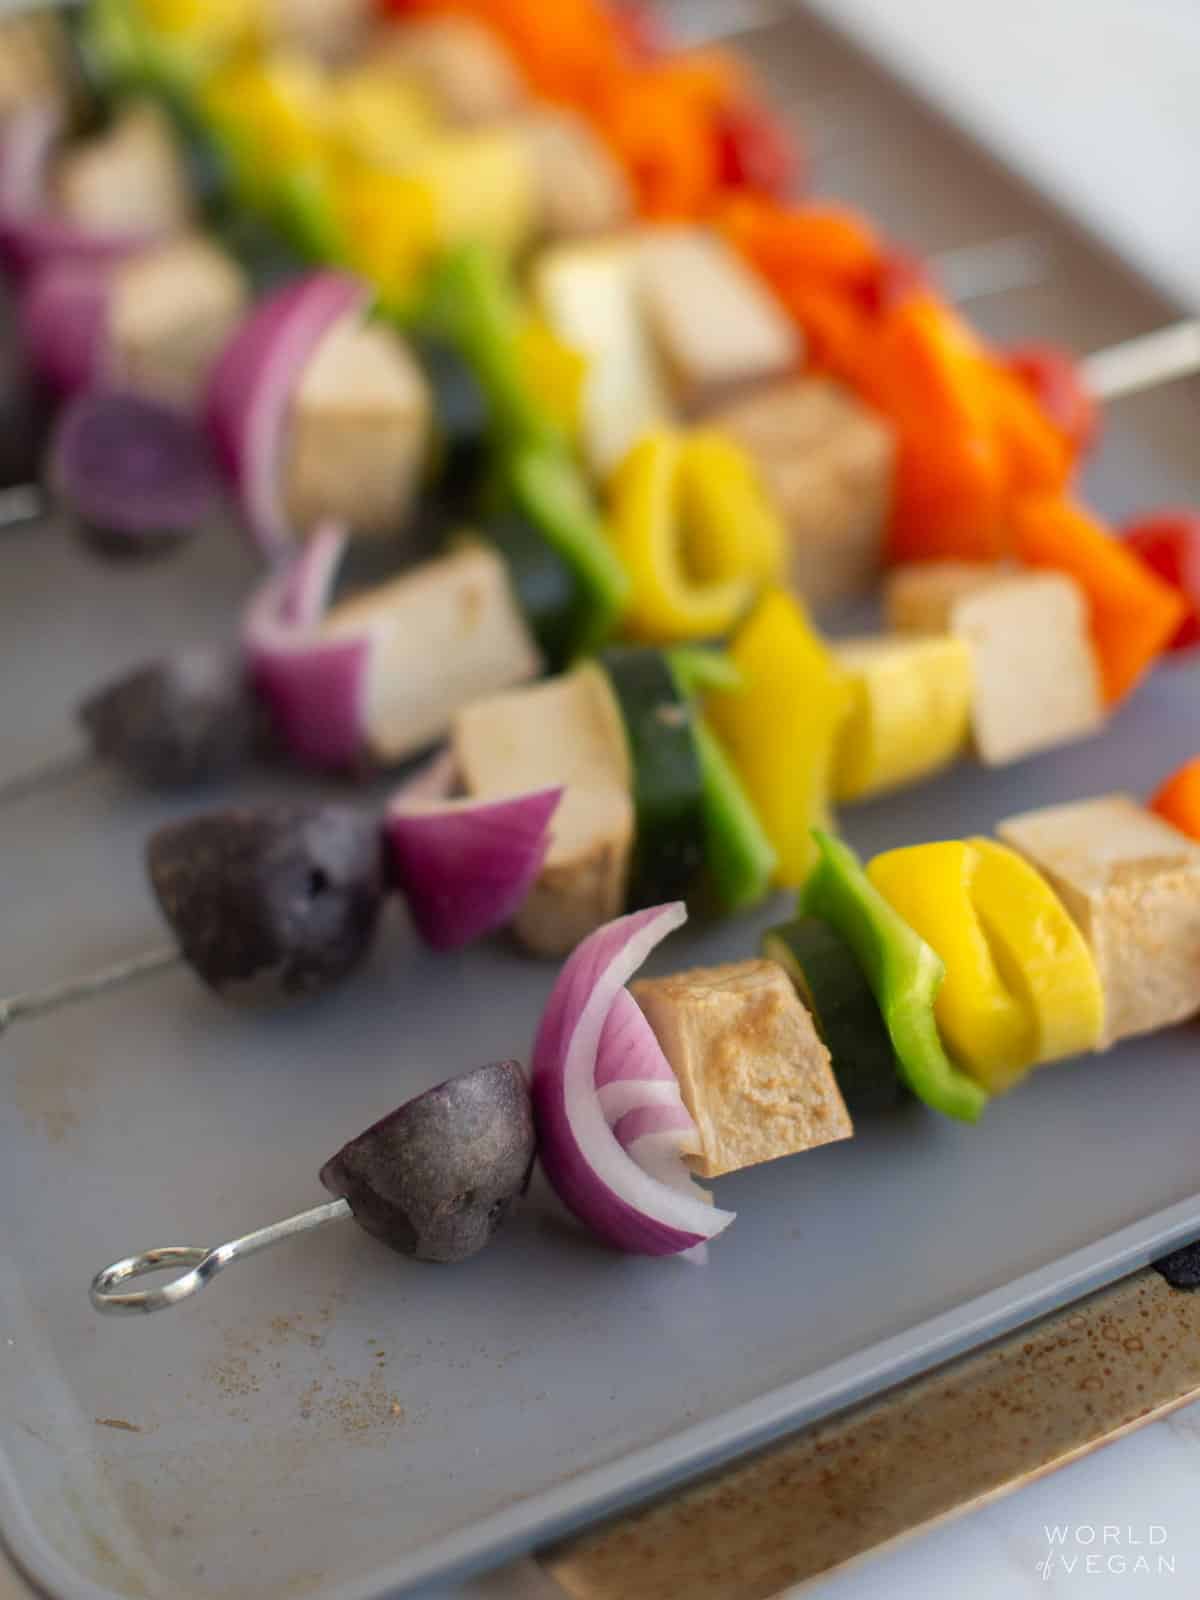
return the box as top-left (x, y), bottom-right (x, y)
top-left (262, 0), bottom-right (372, 62)
top-left (377, 15), bottom-right (526, 125)
top-left (108, 236), bottom-right (249, 412)
top-left (714, 377), bottom-right (895, 608)
top-left (885, 561), bottom-right (1005, 631)
top-left (453, 665), bottom-right (634, 956)
top-left (533, 236), bottom-right (674, 478)
top-left (283, 315), bottom-right (432, 541)
top-left (632, 960), bottom-right (853, 1177)
top-left (637, 227), bottom-right (801, 415)
top-left (998, 795), bottom-right (1200, 1045)
top-left (0, 16), bottom-right (63, 120)
top-left (886, 563), bottom-right (1105, 765)
top-left (323, 544), bottom-right (542, 765)
top-left (517, 108), bottom-right (633, 240)
top-left (52, 101), bottom-right (193, 238)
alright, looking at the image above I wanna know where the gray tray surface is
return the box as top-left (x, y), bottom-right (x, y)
top-left (1, 9), bottom-right (1199, 1598)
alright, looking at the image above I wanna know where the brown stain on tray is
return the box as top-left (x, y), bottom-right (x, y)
top-left (94, 1418), bottom-right (143, 1434)
top-left (544, 1270), bottom-right (1200, 1600)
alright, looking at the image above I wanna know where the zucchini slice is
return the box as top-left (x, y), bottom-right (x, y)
top-left (601, 646), bottom-right (706, 909)
top-left (485, 510), bottom-right (589, 674)
top-left (763, 916), bottom-right (905, 1114)
top-left (410, 331), bottom-right (491, 521)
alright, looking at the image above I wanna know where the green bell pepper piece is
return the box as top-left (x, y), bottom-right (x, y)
top-left (799, 830), bottom-right (989, 1123)
top-left (689, 715), bottom-right (778, 912)
top-left (663, 649), bottom-right (775, 910)
top-left (508, 445), bottom-right (628, 657)
top-left (665, 646), bottom-right (744, 696)
top-left (419, 244), bottom-right (556, 453)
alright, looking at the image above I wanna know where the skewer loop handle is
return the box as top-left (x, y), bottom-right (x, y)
top-left (89, 1198), bottom-right (352, 1315)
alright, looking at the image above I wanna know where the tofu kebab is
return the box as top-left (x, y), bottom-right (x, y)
top-left (9, 0), bottom-right (1196, 685)
top-left (87, 787), bottom-right (1200, 1312)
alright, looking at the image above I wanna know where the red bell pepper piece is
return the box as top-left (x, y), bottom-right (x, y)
top-left (716, 101), bottom-right (805, 199)
top-left (1004, 341), bottom-right (1099, 460)
top-left (1122, 510), bottom-right (1200, 651)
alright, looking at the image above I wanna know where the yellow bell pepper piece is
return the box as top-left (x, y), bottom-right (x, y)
top-left (203, 54), bottom-right (330, 199)
top-left (966, 838), bottom-right (1105, 1064)
top-left (515, 318), bottom-right (588, 437)
top-left (326, 70), bottom-right (437, 172)
top-left (868, 841), bottom-right (1035, 1092)
top-left (677, 430), bottom-right (785, 591)
top-left (706, 588), bottom-right (851, 885)
top-left (412, 129), bottom-right (536, 259)
top-left (333, 169), bottom-right (437, 308)
top-left (136, 0), bottom-right (251, 49)
top-left (608, 429), bottom-right (785, 644)
top-left (609, 431), bottom-right (752, 642)
top-left (833, 634), bottom-right (973, 802)
top-left (867, 837), bottom-right (1106, 1091)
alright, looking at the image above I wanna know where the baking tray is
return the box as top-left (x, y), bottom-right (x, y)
top-left (1, 7), bottom-right (1199, 1599)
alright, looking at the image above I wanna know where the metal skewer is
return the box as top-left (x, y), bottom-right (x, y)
top-left (0, 484), bottom-right (46, 530)
top-left (1081, 318), bottom-right (1200, 403)
top-left (0, 943), bottom-right (181, 1035)
top-left (0, 745), bottom-right (91, 806)
top-left (90, 1198), bottom-right (351, 1315)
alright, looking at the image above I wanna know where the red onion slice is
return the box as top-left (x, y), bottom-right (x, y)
top-left (18, 256), bottom-right (112, 395)
top-left (243, 523), bottom-right (374, 771)
top-left (205, 271), bottom-right (370, 559)
top-left (0, 104), bottom-right (155, 279)
top-left (385, 785), bottom-right (563, 952)
top-left (0, 101), bottom-right (61, 217)
top-left (531, 904), bottom-right (735, 1257)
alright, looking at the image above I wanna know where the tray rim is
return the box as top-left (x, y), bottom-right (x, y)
top-left (3, 8), bottom-right (1200, 1599)
top-left (6, 1191), bottom-right (1200, 1599)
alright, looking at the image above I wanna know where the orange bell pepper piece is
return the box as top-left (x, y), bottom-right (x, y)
top-left (1010, 494), bottom-right (1186, 705)
top-left (1151, 758), bottom-right (1200, 841)
top-left (982, 360), bottom-right (1074, 499)
top-left (594, 67), bottom-right (722, 217)
top-left (720, 194), bottom-right (883, 296)
top-left (777, 282), bottom-right (875, 384)
top-left (860, 294), bottom-right (1008, 563)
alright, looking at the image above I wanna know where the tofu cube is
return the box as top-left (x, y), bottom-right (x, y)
top-left (534, 237), bottom-right (674, 478)
top-left (263, 0), bottom-right (371, 61)
top-left (998, 795), bottom-right (1200, 1045)
top-left (637, 227), bottom-right (801, 415)
top-left (377, 15), bottom-right (526, 125)
top-left (885, 561), bottom-right (1005, 632)
top-left (52, 101), bottom-right (193, 238)
top-left (283, 314), bottom-right (432, 541)
top-left (414, 127), bottom-right (537, 259)
top-left (0, 17), bottom-right (62, 120)
top-left (453, 664), bottom-right (634, 956)
top-left (886, 564), bottom-right (1104, 765)
top-left (632, 959), bottom-right (853, 1178)
top-left (517, 108), bottom-right (633, 240)
top-left (322, 543), bottom-right (542, 765)
top-left (713, 377), bottom-right (895, 608)
top-left (108, 236), bottom-right (249, 412)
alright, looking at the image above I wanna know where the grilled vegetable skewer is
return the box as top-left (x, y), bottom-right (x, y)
top-left (87, 781), bottom-right (1200, 1310)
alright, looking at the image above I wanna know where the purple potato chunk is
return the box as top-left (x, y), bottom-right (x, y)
top-left (77, 649), bottom-right (256, 790)
top-left (51, 389), bottom-right (223, 559)
top-left (147, 805), bottom-right (385, 1002)
top-left (320, 1061), bottom-right (536, 1263)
